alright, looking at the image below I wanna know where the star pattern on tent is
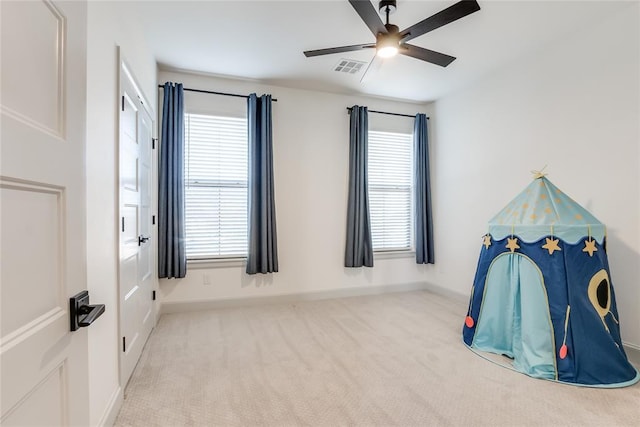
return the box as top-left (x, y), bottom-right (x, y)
top-left (542, 237), bottom-right (561, 255)
top-left (483, 235), bottom-right (492, 249)
top-left (583, 239), bottom-right (598, 257)
top-left (506, 237), bottom-right (520, 253)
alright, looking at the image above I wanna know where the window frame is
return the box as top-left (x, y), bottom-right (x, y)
top-left (183, 111), bottom-right (249, 262)
top-left (367, 129), bottom-right (415, 255)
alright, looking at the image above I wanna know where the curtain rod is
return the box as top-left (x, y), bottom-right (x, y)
top-left (158, 85), bottom-right (278, 102)
top-left (346, 107), bottom-right (428, 119)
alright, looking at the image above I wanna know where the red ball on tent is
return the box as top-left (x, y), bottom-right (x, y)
top-left (559, 344), bottom-right (568, 359)
top-left (465, 316), bottom-right (475, 328)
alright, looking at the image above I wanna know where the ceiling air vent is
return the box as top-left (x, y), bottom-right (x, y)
top-left (334, 59), bottom-right (367, 74)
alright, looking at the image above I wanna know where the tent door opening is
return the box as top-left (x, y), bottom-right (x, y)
top-left (472, 253), bottom-right (557, 379)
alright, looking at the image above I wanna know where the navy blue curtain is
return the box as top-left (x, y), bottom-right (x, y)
top-left (246, 94), bottom-right (278, 274)
top-left (414, 113), bottom-right (434, 264)
top-left (158, 82), bottom-right (186, 278)
top-left (345, 106), bottom-right (373, 267)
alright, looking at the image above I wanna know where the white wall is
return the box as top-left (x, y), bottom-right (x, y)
top-left (86, 2), bottom-right (157, 425)
top-left (79, 1), bottom-right (639, 423)
top-left (158, 69), bottom-right (434, 306)
top-left (431, 3), bottom-right (640, 347)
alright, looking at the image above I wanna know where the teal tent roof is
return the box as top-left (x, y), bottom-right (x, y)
top-left (488, 176), bottom-right (605, 244)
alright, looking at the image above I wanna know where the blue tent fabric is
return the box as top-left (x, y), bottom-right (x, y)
top-left (464, 177), bottom-right (639, 387)
top-left (472, 252), bottom-right (556, 379)
top-left (488, 177), bottom-right (606, 244)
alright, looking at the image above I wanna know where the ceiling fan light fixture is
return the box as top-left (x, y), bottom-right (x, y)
top-left (377, 44), bottom-right (398, 58)
top-left (376, 32), bottom-right (399, 58)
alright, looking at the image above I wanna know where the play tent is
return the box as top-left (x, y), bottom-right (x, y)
top-left (463, 175), bottom-right (639, 387)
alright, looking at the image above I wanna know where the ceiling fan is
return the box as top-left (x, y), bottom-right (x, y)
top-left (303, 0), bottom-right (481, 68)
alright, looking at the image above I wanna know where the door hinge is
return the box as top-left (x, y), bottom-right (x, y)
top-left (121, 95), bottom-right (125, 111)
top-left (121, 217), bottom-right (125, 232)
top-left (152, 215), bottom-right (156, 225)
top-left (122, 336), bottom-right (126, 352)
top-left (152, 138), bottom-right (157, 149)
top-left (152, 290), bottom-right (156, 301)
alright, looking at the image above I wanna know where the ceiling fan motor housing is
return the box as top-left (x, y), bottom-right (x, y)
top-left (379, 0), bottom-right (397, 14)
top-left (376, 24), bottom-right (400, 53)
top-left (384, 23), bottom-right (399, 34)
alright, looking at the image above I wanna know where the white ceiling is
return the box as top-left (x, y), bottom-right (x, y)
top-left (131, 1), bottom-right (630, 102)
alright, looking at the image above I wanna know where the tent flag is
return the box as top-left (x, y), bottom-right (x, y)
top-left (463, 175), bottom-right (639, 387)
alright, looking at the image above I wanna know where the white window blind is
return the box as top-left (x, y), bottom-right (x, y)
top-left (368, 130), bottom-right (413, 251)
top-left (184, 113), bottom-right (248, 259)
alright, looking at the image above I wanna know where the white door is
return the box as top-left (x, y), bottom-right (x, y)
top-left (1, 0), bottom-right (90, 425)
top-left (119, 62), bottom-right (155, 386)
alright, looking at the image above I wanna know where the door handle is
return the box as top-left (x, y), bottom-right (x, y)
top-left (70, 290), bottom-right (106, 331)
top-left (138, 235), bottom-right (150, 245)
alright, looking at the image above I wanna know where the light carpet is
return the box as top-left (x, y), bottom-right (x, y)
top-left (115, 290), bottom-right (640, 426)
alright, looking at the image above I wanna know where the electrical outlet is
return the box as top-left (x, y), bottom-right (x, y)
top-left (203, 274), bottom-right (211, 285)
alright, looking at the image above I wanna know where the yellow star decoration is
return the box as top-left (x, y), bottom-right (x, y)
top-left (583, 239), bottom-right (598, 257)
top-left (542, 237), bottom-right (561, 255)
top-left (483, 235), bottom-right (492, 249)
top-left (506, 237), bottom-right (520, 253)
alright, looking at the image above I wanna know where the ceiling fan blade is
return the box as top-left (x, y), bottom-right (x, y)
top-left (304, 43), bottom-right (375, 57)
top-left (400, 44), bottom-right (456, 67)
top-left (400, 0), bottom-right (480, 43)
top-left (360, 54), bottom-right (383, 83)
top-left (348, 0), bottom-right (387, 36)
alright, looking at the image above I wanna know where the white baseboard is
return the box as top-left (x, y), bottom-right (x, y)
top-left (420, 281), bottom-right (468, 303)
top-left (160, 281), bottom-right (438, 315)
top-left (97, 386), bottom-right (123, 427)
top-left (624, 341), bottom-right (640, 368)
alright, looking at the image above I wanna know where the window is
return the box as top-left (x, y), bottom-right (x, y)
top-left (184, 113), bottom-right (248, 259)
top-left (368, 130), bottom-right (414, 252)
